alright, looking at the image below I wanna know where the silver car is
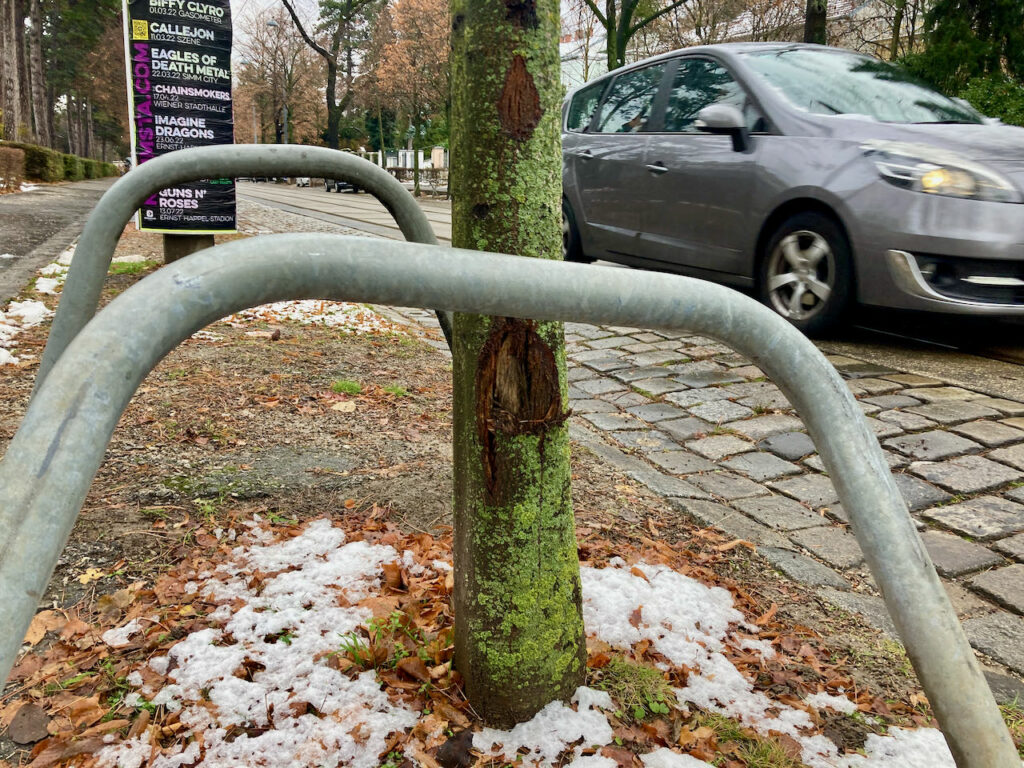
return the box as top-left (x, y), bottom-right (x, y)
top-left (561, 43), bottom-right (1024, 334)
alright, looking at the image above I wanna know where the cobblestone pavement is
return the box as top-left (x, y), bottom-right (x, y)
top-left (242, 199), bottom-right (1024, 703)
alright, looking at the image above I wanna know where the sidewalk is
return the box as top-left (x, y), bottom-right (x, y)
top-left (245, 198), bottom-right (1024, 701)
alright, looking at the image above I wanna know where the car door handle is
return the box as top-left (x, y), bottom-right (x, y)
top-left (575, 150), bottom-right (594, 160)
top-left (645, 162), bottom-right (669, 175)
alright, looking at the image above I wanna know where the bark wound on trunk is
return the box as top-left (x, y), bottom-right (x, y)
top-left (497, 56), bottom-right (541, 140)
top-left (476, 318), bottom-right (564, 500)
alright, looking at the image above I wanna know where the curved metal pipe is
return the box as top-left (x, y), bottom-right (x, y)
top-left (34, 144), bottom-right (451, 393)
top-left (0, 235), bottom-right (1014, 766)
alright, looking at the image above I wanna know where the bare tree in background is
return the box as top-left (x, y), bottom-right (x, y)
top-left (561, 0), bottom-right (601, 83)
top-left (236, 7), bottom-right (326, 145)
top-left (281, 0), bottom-right (380, 149)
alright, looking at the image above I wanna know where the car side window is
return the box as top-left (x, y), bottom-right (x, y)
top-left (594, 63), bottom-right (667, 134)
top-left (566, 81), bottom-right (606, 132)
top-left (664, 58), bottom-right (765, 133)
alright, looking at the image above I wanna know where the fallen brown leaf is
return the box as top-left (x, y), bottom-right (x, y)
top-left (7, 703), bottom-right (50, 744)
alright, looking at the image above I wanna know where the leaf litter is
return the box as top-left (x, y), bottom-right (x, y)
top-left (2, 511), bottom-right (980, 768)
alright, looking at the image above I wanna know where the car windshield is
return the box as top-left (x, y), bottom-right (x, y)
top-left (740, 48), bottom-right (984, 124)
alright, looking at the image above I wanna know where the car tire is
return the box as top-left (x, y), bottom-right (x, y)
top-left (758, 211), bottom-right (853, 337)
top-left (562, 199), bottom-right (593, 263)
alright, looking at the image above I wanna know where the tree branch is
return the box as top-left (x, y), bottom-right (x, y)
top-left (582, 0), bottom-right (607, 27)
top-left (628, 0), bottom-right (690, 36)
top-left (280, 0), bottom-right (331, 60)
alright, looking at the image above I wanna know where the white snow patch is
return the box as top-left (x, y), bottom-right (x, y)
top-left (474, 686), bottom-right (615, 765)
top-left (851, 727), bottom-right (957, 767)
top-left (567, 756), bottom-right (619, 768)
top-left (89, 532), bottom-right (979, 768)
top-left (97, 519), bottom-right (418, 768)
top-left (225, 300), bottom-right (398, 335)
top-left (6, 299), bottom-right (52, 327)
top-left (34, 277), bottom-right (61, 294)
top-left (640, 748), bottom-right (715, 768)
top-left (102, 618), bottom-right (145, 648)
top-left (0, 253), bottom-right (15, 260)
top-left (112, 254), bottom-right (150, 263)
top-left (806, 691), bottom-right (859, 715)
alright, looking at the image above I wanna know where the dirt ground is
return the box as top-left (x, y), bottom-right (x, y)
top-left (0, 226), bottom-right (936, 766)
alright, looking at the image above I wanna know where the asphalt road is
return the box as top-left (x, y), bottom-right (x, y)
top-left (238, 181), bottom-right (1024, 400)
top-left (0, 179), bottom-right (115, 304)
top-left (238, 180), bottom-right (452, 243)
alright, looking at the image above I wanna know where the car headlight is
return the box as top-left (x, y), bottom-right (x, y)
top-left (862, 140), bottom-right (1021, 203)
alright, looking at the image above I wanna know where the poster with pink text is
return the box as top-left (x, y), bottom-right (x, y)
top-left (123, 0), bottom-right (235, 232)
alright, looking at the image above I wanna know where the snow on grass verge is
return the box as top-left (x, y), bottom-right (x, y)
top-left (86, 519), bottom-right (978, 768)
top-left (0, 243), bottom-right (73, 364)
top-left (224, 300), bottom-right (406, 336)
top-left (97, 519), bottom-right (420, 768)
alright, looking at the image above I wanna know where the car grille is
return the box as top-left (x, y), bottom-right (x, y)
top-left (912, 252), bottom-right (1024, 304)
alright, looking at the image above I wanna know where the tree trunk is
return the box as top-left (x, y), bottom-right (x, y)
top-left (412, 108), bottom-right (420, 196)
top-left (85, 99), bottom-right (94, 159)
top-left (66, 93), bottom-right (76, 154)
top-left (449, 0), bottom-right (586, 729)
top-left (15, 0), bottom-right (29, 141)
top-left (28, 0), bottom-right (48, 146)
top-left (604, 0), bottom-right (620, 70)
top-left (889, 0), bottom-right (906, 59)
top-left (803, 0), bottom-right (827, 44)
top-left (1, 0), bottom-right (22, 141)
top-left (324, 60), bottom-right (340, 149)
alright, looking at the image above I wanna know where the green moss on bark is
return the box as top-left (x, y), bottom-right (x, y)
top-left (449, 0), bottom-right (584, 727)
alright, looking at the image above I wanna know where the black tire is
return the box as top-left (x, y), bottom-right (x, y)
top-left (757, 210), bottom-right (853, 337)
top-left (562, 199), bottom-right (593, 264)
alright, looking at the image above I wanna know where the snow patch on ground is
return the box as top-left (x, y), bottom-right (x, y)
top-left (806, 691), bottom-right (859, 715)
top-left (641, 748), bottom-right (715, 768)
top-left (0, 243), bottom-right (74, 364)
top-left (474, 687), bottom-right (615, 764)
top-left (224, 300), bottom-right (401, 335)
top-left (97, 519), bottom-right (419, 768)
top-left (94, 523), bottom-right (973, 768)
top-left (581, 560), bottom-right (962, 768)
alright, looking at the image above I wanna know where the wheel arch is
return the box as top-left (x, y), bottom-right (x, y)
top-left (753, 197), bottom-right (856, 291)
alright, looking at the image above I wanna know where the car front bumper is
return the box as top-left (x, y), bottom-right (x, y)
top-left (847, 182), bottom-right (1024, 315)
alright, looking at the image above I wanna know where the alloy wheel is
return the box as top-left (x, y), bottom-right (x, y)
top-left (765, 230), bottom-right (835, 321)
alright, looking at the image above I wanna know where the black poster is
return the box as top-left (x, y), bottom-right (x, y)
top-left (123, 0), bottom-right (236, 233)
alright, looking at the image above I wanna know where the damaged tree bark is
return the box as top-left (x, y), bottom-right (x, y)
top-left (450, 0), bottom-right (586, 728)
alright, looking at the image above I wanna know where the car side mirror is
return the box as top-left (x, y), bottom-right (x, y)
top-left (695, 104), bottom-right (751, 153)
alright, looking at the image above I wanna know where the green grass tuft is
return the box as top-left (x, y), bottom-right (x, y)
top-left (109, 260), bottom-right (158, 276)
top-left (331, 379), bottom-right (362, 395)
top-left (591, 656), bottom-right (673, 722)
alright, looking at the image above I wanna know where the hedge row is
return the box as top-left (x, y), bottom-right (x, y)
top-left (0, 140), bottom-right (118, 182)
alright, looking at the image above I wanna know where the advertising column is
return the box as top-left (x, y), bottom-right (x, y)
top-left (123, 0), bottom-right (235, 233)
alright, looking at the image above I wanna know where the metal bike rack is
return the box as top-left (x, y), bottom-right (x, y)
top-left (0, 236), bottom-right (1015, 766)
top-left (33, 145), bottom-right (452, 394)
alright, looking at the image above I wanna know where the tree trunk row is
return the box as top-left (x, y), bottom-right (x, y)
top-left (0, 0), bottom-right (102, 152)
